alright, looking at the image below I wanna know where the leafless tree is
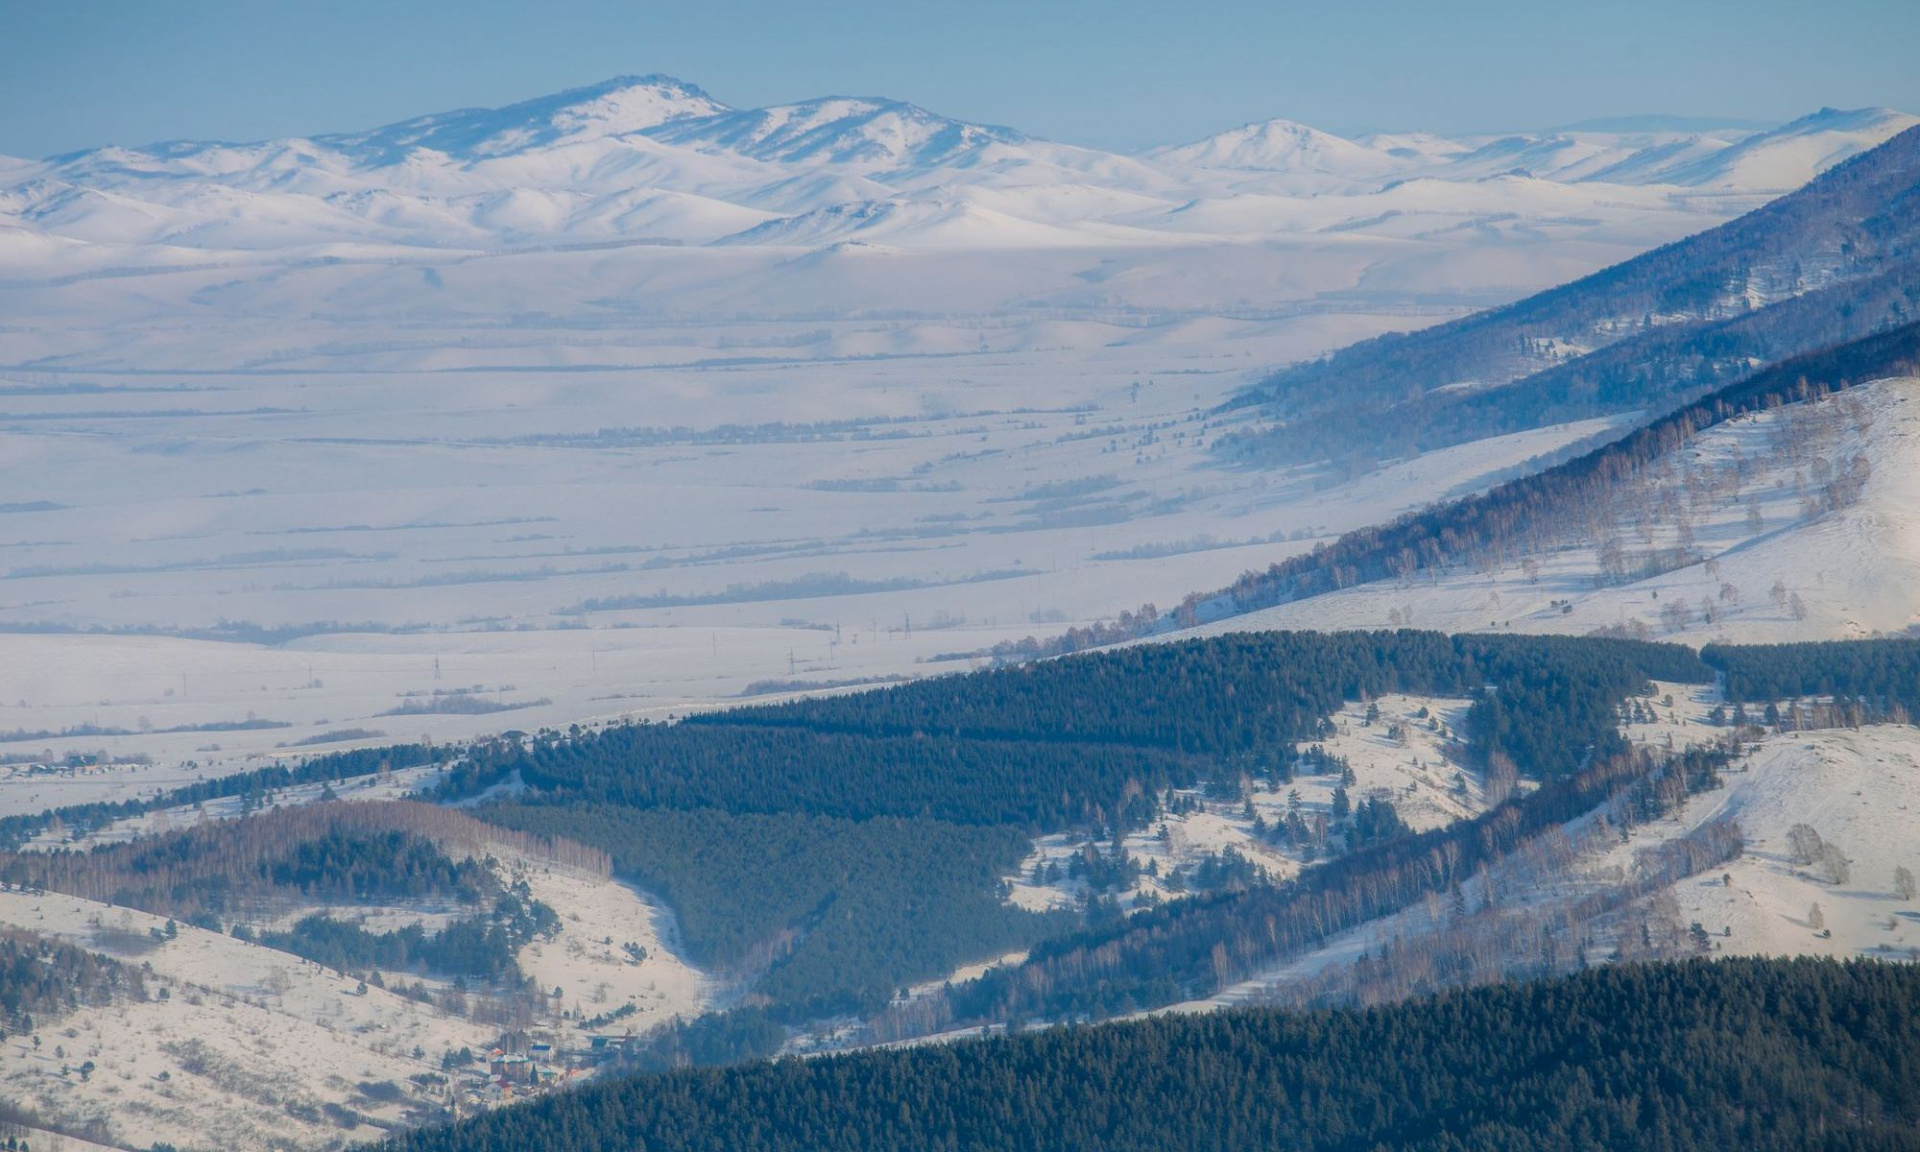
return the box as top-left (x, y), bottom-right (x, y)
top-left (1815, 842), bottom-right (1850, 887)
top-left (1786, 823), bottom-right (1826, 867)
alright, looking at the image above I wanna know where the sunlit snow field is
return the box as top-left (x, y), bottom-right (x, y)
top-left (2, 79), bottom-right (1911, 780)
top-left (0, 266), bottom-right (1630, 779)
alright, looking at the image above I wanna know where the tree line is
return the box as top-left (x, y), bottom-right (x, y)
top-left (0, 741), bottom-right (449, 851)
top-left (1705, 638), bottom-right (1920, 720)
top-left (453, 632), bottom-right (1709, 840)
top-left (0, 801), bottom-right (604, 925)
top-left (0, 929), bottom-right (143, 1038)
top-left (383, 957), bottom-right (1920, 1152)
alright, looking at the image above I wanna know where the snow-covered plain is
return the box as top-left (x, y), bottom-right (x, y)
top-left (0, 79), bottom-right (1910, 779)
top-left (0, 362), bottom-right (1623, 778)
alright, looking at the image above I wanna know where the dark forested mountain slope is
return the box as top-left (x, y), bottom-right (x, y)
top-left (1706, 637), bottom-right (1920, 713)
top-left (446, 631), bottom-right (1706, 1018)
top-left (481, 804), bottom-right (1063, 1014)
top-left (1224, 124), bottom-right (1920, 464)
top-left (462, 631), bottom-right (1708, 830)
top-left (385, 958), bottom-right (1920, 1152)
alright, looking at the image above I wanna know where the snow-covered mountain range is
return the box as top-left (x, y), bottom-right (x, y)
top-left (2, 74), bottom-right (1911, 254)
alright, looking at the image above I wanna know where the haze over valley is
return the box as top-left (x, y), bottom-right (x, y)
top-left (5, 23), bottom-right (1920, 1150)
top-left (3, 78), bottom-right (1913, 770)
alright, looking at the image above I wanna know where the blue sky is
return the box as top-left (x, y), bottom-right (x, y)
top-left (5, 0), bottom-right (1918, 158)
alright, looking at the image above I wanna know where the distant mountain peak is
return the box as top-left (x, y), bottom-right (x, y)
top-left (316, 73), bottom-right (732, 165)
top-left (8, 75), bottom-right (1915, 256)
top-left (1147, 117), bottom-right (1404, 178)
top-left (642, 95), bottom-right (1026, 171)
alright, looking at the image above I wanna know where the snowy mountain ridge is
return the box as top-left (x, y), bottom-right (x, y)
top-left (316, 73), bottom-right (732, 163)
top-left (1, 74), bottom-right (1912, 255)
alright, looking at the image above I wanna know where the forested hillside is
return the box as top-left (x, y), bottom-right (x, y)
top-left (464, 631), bottom-right (1708, 825)
top-left (14, 629), bottom-right (1902, 1074)
top-left (483, 805), bottom-right (1067, 1013)
top-left (0, 802), bottom-right (592, 983)
top-left (927, 743), bottom-right (1732, 1026)
top-left (385, 958), bottom-right (1920, 1152)
top-left (1706, 637), bottom-right (1920, 716)
top-left (0, 802), bottom-right (593, 918)
top-left (1224, 124), bottom-right (1920, 465)
top-left (0, 930), bottom-right (143, 1036)
top-left (446, 631), bottom-right (1706, 1021)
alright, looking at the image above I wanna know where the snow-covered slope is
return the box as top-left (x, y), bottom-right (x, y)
top-left (1649, 106), bottom-right (1920, 189)
top-left (0, 888), bottom-right (495, 1147)
top-left (642, 96), bottom-right (1024, 171)
top-left (1191, 377), bottom-right (1920, 646)
top-left (1669, 726), bottom-right (1920, 963)
top-left (320, 73), bottom-right (731, 163)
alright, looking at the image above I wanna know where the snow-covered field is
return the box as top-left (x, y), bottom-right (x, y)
top-left (1, 80), bottom-right (1908, 782)
top-left (0, 313), bottom-right (1633, 781)
top-left (1621, 680), bottom-right (1724, 751)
